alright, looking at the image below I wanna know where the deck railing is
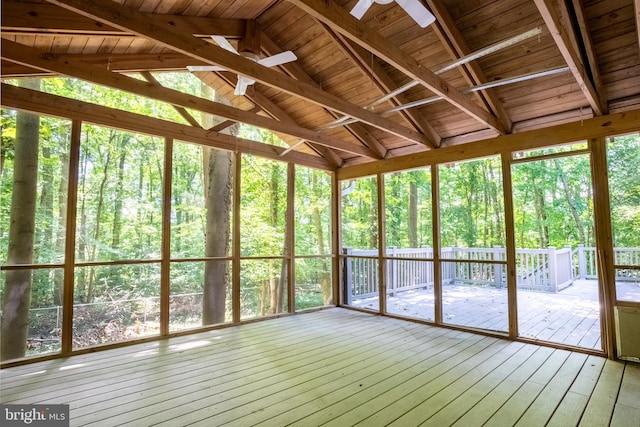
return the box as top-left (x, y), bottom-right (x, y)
top-left (572, 245), bottom-right (640, 281)
top-left (343, 246), bottom-right (640, 300)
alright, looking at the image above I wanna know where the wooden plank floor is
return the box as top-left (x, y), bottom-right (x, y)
top-left (1, 308), bottom-right (638, 426)
top-left (352, 280), bottom-right (627, 350)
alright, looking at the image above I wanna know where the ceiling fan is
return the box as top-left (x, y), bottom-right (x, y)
top-left (350, 0), bottom-right (436, 28)
top-left (187, 36), bottom-right (297, 96)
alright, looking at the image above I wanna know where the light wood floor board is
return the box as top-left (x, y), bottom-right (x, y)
top-left (1, 308), bottom-right (635, 427)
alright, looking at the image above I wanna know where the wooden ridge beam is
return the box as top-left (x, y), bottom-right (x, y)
top-left (43, 0), bottom-right (432, 147)
top-left (1, 1), bottom-right (246, 38)
top-left (289, 0), bottom-right (506, 135)
top-left (1, 39), bottom-right (377, 159)
top-left (533, 0), bottom-right (605, 115)
top-left (0, 83), bottom-right (333, 171)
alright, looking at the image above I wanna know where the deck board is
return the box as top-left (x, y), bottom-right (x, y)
top-left (1, 308), bottom-right (636, 427)
top-left (357, 280), bottom-right (607, 350)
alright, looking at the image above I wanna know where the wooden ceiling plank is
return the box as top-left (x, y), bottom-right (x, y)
top-left (533, 0), bottom-right (605, 115)
top-left (1, 2), bottom-right (246, 38)
top-left (1, 39), bottom-right (375, 158)
top-left (0, 83), bottom-right (332, 170)
top-left (43, 0), bottom-right (431, 147)
top-left (426, 0), bottom-right (513, 133)
top-left (260, 33), bottom-right (389, 158)
top-left (289, 0), bottom-right (506, 135)
top-left (325, 26), bottom-right (442, 148)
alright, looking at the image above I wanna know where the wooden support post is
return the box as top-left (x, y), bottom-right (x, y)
top-left (287, 163), bottom-right (295, 313)
top-left (589, 136), bottom-right (617, 359)
top-left (431, 166), bottom-right (443, 324)
top-left (332, 172), bottom-right (340, 306)
top-left (565, 245), bottom-right (574, 282)
top-left (232, 153), bottom-right (241, 324)
top-left (502, 152), bottom-right (519, 340)
top-left (61, 119), bottom-right (81, 354)
top-left (548, 246), bottom-right (558, 292)
top-left (343, 248), bottom-right (353, 306)
top-left (159, 138), bottom-right (173, 336)
top-left (494, 245), bottom-right (503, 288)
top-left (390, 246), bottom-right (397, 297)
top-left (578, 244), bottom-right (586, 279)
top-left (377, 173), bottom-right (386, 314)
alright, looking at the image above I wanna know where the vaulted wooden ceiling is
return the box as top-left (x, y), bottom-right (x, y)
top-left (2, 0), bottom-right (639, 170)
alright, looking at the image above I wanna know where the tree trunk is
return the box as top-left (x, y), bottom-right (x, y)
top-left (87, 144), bottom-right (112, 302)
top-left (554, 159), bottom-right (586, 244)
top-left (202, 147), bottom-right (233, 325)
top-left (534, 186), bottom-right (549, 247)
top-left (1, 78), bottom-right (41, 360)
top-left (409, 179), bottom-right (418, 247)
top-left (53, 147), bottom-right (69, 306)
top-left (311, 173), bottom-right (332, 305)
top-left (201, 85), bottom-right (234, 325)
top-left (112, 136), bottom-right (126, 254)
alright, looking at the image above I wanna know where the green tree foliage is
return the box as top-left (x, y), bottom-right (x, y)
top-left (439, 157), bottom-right (505, 249)
top-left (385, 168), bottom-right (432, 249)
top-left (295, 167), bottom-right (333, 308)
top-left (608, 134), bottom-right (640, 247)
top-left (512, 154), bottom-right (594, 249)
top-left (341, 176), bottom-right (378, 251)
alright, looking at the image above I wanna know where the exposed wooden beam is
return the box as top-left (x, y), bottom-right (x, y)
top-left (533, 0), bottom-right (605, 115)
top-left (0, 83), bottom-right (333, 171)
top-left (289, 0), bottom-right (506, 135)
top-left (338, 109), bottom-right (640, 180)
top-left (325, 26), bottom-right (442, 148)
top-left (1, 53), bottom-right (202, 77)
top-left (634, 0), bottom-right (640, 52)
top-left (43, 0), bottom-right (432, 147)
top-left (570, 0), bottom-right (607, 114)
top-left (140, 71), bottom-right (202, 128)
top-left (1, 39), bottom-right (377, 159)
top-left (1, 1), bottom-right (246, 37)
top-left (425, 0), bottom-right (513, 133)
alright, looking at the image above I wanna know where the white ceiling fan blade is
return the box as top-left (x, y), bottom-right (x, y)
top-left (187, 65), bottom-right (226, 72)
top-left (211, 35), bottom-right (238, 54)
top-left (234, 76), bottom-right (254, 96)
top-left (350, 0), bottom-right (373, 19)
top-left (396, 0), bottom-right (435, 27)
top-left (257, 51), bottom-right (297, 68)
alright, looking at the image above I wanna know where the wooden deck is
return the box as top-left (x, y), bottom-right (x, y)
top-left (2, 308), bottom-right (639, 426)
top-left (351, 280), bottom-right (640, 351)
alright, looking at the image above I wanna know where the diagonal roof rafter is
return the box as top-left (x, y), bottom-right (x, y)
top-left (425, 0), bottom-right (513, 133)
top-left (1, 39), bottom-right (378, 159)
top-left (533, 0), bottom-right (605, 115)
top-left (43, 0), bottom-right (433, 148)
top-left (289, 0), bottom-right (507, 135)
top-left (322, 24), bottom-right (442, 148)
